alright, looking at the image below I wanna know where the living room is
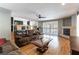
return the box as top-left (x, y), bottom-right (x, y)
top-left (0, 3), bottom-right (79, 55)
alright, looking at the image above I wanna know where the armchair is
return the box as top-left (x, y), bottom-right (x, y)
top-left (31, 39), bottom-right (52, 54)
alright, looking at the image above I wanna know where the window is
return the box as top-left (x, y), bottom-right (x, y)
top-left (43, 21), bottom-right (58, 35)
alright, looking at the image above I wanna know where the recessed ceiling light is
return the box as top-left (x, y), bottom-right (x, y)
top-left (61, 3), bottom-right (66, 5)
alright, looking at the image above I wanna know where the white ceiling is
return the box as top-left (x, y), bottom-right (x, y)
top-left (0, 3), bottom-right (79, 21)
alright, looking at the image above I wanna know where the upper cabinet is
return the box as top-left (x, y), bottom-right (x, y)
top-left (63, 17), bottom-right (71, 26)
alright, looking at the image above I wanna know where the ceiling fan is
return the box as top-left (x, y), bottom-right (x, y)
top-left (36, 14), bottom-right (46, 18)
top-left (29, 10), bottom-right (46, 19)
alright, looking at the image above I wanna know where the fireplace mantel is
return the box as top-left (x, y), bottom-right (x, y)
top-left (62, 26), bottom-right (71, 28)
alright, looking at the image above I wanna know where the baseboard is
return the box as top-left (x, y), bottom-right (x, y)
top-left (59, 34), bottom-right (70, 39)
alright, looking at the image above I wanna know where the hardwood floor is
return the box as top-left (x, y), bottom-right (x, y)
top-left (19, 35), bottom-right (71, 55)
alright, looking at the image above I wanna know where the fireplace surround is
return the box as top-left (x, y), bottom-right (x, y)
top-left (63, 28), bottom-right (70, 36)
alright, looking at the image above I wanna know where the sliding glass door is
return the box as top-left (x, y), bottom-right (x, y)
top-left (43, 21), bottom-right (58, 35)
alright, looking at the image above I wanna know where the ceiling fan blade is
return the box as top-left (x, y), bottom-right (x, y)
top-left (39, 16), bottom-right (46, 18)
top-left (38, 14), bottom-right (46, 18)
top-left (29, 10), bottom-right (46, 18)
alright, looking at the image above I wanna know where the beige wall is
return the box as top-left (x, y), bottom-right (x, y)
top-left (58, 19), bottom-right (63, 35)
top-left (0, 7), bottom-right (11, 40)
top-left (71, 14), bottom-right (77, 36)
top-left (58, 14), bottom-right (77, 36)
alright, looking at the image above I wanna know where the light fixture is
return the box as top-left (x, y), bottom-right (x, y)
top-left (61, 3), bottom-right (66, 5)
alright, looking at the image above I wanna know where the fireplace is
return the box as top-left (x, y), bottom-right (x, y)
top-left (63, 28), bottom-right (70, 36)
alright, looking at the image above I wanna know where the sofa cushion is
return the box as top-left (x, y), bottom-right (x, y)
top-left (2, 41), bottom-right (17, 53)
top-left (0, 38), bottom-right (6, 46)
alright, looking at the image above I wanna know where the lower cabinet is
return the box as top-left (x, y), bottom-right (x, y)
top-left (71, 49), bottom-right (79, 55)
